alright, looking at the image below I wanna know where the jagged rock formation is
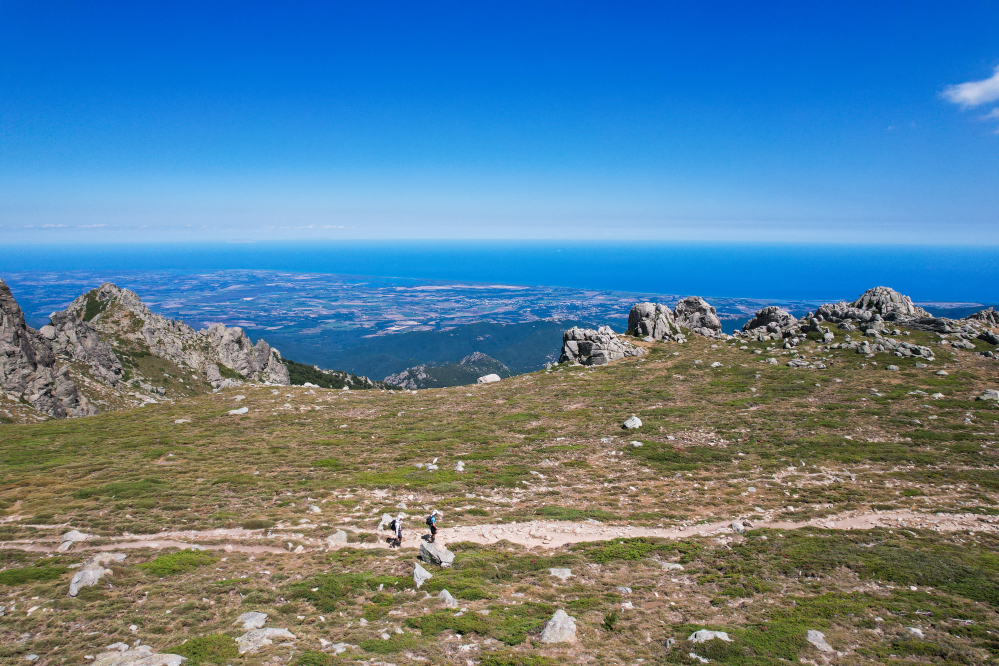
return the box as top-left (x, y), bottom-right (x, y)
top-left (384, 352), bottom-right (510, 389)
top-left (627, 302), bottom-right (686, 342)
top-left (64, 283), bottom-right (290, 386)
top-left (968, 307), bottom-right (999, 328)
top-left (673, 296), bottom-right (724, 338)
top-left (742, 306), bottom-right (797, 337)
top-left (559, 326), bottom-right (646, 366)
top-left (1, 279), bottom-right (96, 418)
top-left (732, 287), bottom-right (996, 360)
top-left (42, 311), bottom-right (123, 387)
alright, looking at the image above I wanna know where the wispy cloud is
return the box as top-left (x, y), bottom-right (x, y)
top-left (942, 65), bottom-right (999, 107)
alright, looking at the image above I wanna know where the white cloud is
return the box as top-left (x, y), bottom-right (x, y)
top-left (983, 107), bottom-right (999, 119)
top-left (942, 65), bottom-right (999, 107)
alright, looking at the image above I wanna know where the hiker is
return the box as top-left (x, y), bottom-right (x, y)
top-left (391, 514), bottom-right (403, 548)
top-left (426, 510), bottom-right (439, 543)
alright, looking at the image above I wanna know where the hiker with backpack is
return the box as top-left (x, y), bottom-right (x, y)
top-left (390, 514), bottom-right (403, 548)
top-left (426, 510), bottom-right (439, 543)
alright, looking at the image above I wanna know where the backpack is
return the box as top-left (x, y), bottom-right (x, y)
top-left (389, 519), bottom-right (398, 532)
top-left (425, 515), bottom-right (434, 527)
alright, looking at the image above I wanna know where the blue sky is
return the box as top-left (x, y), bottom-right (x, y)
top-left (1, 1), bottom-right (998, 243)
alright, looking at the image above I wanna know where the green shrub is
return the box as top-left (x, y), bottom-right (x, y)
top-left (170, 634), bottom-right (238, 664)
top-left (479, 654), bottom-right (558, 666)
top-left (295, 652), bottom-right (345, 666)
top-left (139, 550), bottom-right (218, 577)
top-left (73, 478), bottom-right (164, 499)
top-left (241, 519), bottom-right (273, 530)
top-left (0, 564), bottom-right (67, 586)
top-left (359, 633), bottom-right (418, 653)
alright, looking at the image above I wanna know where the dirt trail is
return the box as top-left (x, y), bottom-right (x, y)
top-left (2, 509), bottom-right (996, 555)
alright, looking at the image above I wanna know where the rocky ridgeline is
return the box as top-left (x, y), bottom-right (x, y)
top-left (560, 286), bottom-right (999, 367)
top-left (1, 278), bottom-right (117, 418)
top-left (736, 287), bottom-right (997, 359)
top-left (66, 283), bottom-right (290, 386)
top-left (559, 326), bottom-right (647, 366)
top-left (383, 351), bottom-right (510, 389)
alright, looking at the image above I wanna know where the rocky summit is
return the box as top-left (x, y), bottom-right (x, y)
top-left (1, 282), bottom-right (999, 665)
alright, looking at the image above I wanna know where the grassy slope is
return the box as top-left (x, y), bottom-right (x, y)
top-left (1, 326), bottom-right (999, 664)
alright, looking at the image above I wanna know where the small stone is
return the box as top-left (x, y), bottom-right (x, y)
top-left (623, 415), bottom-right (642, 429)
top-left (806, 629), bottom-right (833, 652)
top-left (228, 406), bottom-right (249, 415)
top-left (730, 520), bottom-right (745, 534)
top-left (308, 504), bottom-right (321, 514)
top-left (978, 389), bottom-right (999, 402)
top-left (236, 627), bottom-right (296, 654)
top-left (621, 601), bottom-right (634, 609)
top-left (438, 589), bottom-right (458, 608)
top-left (234, 611), bottom-right (268, 630)
top-left (455, 460), bottom-right (465, 472)
top-left (549, 568), bottom-right (572, 581)
top-left (935, 370), bottom-right (948, 376)
top-left (710, 362), bottom-right (722, 368)
top-left (326, 530), bottom-right (348, 549)
top-left (413, 563), bottom-right (433, 588)
top-left (540, 609), bottom-right (577, 643)
top-left (25, 656), bottom-right (38, 663)
top-left (886, 365), bottom-right (900, 371)
top-left (477, 374), bottom-right (501, 384)
top-left (688, 630), bottom-right (732, 643)
top-left (616, 586), bottom-right (632, 594)
top-left (631, 440), bottom-right (643, 447)
top-left (907, 627), bottom-right (924, 639)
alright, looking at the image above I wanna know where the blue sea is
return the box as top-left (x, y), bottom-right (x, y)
top-left (3, 241), bottom-right (998, 305)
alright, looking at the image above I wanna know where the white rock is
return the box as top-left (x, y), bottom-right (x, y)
top-left (477, 374), bottom-right (501, 384)
top-left (710, 362), bottom-right (723, 368)
top-left (806, 629), bottom-right (833, 653)
top-left (438, 589), bottom-right (459, 608)
top-left (420, 541), bottom-right (455, 567)
top-left (455, 460), bottom-right (465, 472)
top-left (621, 601), bottom-right (634, 609)
top-left (662, 563), bottom-right (684, 571)
top-left (413, 563), bottom-right (433, 588)
top-left (907, 627), bottom-right (924, 639)
top-left (308, 504), bottom-right (321, 514)
top-left (631, 441), bottom-right (643, 447)
top-left (549, 568), bottom-right (572, 581)
top-left (234, 611), bottom-right (268, 630)
top-left (617, 586), bottom-right (632, 594)
top-left (92, 645), bottom-right (185, 666)
top-left (69, 553), bottom-right (126, 597)
top-left (540, 609), bottom-right (577, 643)
top-left (688, 630), bottom-right (732, 643)
top-left (228, 406), bottom-right (249, 415)
top-left (623, 415), bottom-right (642, 429)
top-left (236, 627), bottom-right (296, 654)
top-left (730, 520), bottom-right (745, 534)
top-left (979, 389), bottom-right (999, 402)
top-left (58, 529), bottom-right (90, 551)
top-left (326, 530), bottom-right (348, 549)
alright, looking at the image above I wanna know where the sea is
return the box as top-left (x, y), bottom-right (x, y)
top-left (3, 241), bottom-right (998, 305)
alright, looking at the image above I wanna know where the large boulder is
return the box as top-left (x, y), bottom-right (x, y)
top-left (236, 627), bottom-right (296, 654)
top-left (69, 552), bottom-right (126, 597)
top-left (559, 326), bottom-right (646, 366)
top-left (673, 297), bottom-right (723, 337)
top-left (92, 645), bottom-right (185, 666)
top-left (420, 541), bottom-right (455, 567)
top-left (627, 302), bottom-right (685, 342)
top-left (743, 306), bottom-right (797, 334)
top-left (851, 286), bottom-right (928, 318)
top-left (540, 609), bottom-right (577, 643)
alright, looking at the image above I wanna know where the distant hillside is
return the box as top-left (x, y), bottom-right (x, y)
top-left (383, 352), bottom-right (511, 389)
top-left (282, 358), bottom-right (387, 390)
top-left (265, 319), bottom-right (593, 380)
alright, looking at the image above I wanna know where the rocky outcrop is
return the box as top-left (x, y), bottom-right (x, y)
top-left (968, 307), bottom-right (999, 328)
top-left (627, 302), bottom-right (686, 342)
top-left (742, 306), bottom-right (797, 338)
top-left (1, 279), bottom-right (96, 418)
top-left (63, 283), bottom-right (289, 386)
top-left (43, 311), bottom-right (123, 387)
top-left (559, 326), bottom-right (646, 366)
top-left (813, 287), bottom-right (930, 332)
top-left (673, 296), bottom-right (723, 338)
top-left (540, 609), bottom-right (577, 643)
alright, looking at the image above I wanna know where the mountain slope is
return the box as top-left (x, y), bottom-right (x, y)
top-left (383, 351), bottom-right (511, 389)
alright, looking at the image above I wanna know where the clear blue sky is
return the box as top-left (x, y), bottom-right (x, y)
top-left (2, 1), bottom-right (997, 243)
